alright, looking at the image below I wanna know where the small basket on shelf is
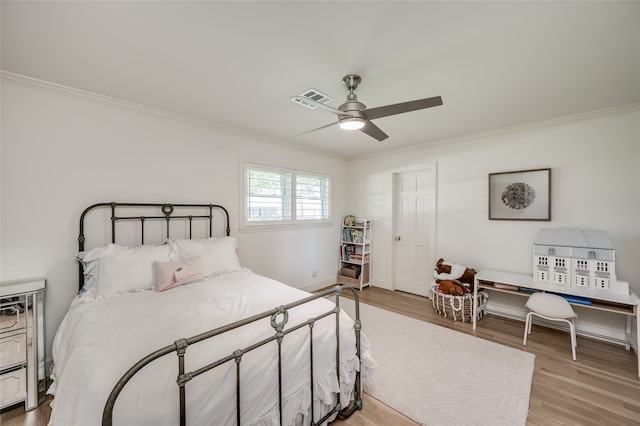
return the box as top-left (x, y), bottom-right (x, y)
top-left (430, 283), bottom-right (488, 323)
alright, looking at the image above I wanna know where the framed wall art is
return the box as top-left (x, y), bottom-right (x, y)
top-left (488, 168), bottom-right (551, 221)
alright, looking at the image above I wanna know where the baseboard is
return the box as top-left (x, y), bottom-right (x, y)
top-left (299, 278), bottom-right (337, 293)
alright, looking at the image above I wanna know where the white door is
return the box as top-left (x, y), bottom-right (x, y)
top-left (393, 168), bottom-right (436, 296)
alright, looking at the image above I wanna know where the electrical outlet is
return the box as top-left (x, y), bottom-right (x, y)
top-left (311, 270), bottom-right (318, 278)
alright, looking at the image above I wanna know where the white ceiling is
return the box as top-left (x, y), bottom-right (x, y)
top-left (2, 1), bottom-right (639, 158)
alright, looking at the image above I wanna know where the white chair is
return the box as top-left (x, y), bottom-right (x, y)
top-left (522, 292), bottom-right (578, 361)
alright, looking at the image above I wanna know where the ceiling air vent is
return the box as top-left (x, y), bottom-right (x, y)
top-left (291, 89), bottom-right (333, 109)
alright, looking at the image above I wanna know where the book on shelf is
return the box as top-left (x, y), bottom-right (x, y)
top-left (343, 215), bottom-right (356, 226)
top-left (342, 228), bottom-right (365, 243)
top-left (340, 251), bottom-right (369, 263)
top-left (343, 245), bottom-right (355, 256)
top-left (349, 253), bottom-right (364, 262)
top-left (343, 216), bottom-right (369, 228)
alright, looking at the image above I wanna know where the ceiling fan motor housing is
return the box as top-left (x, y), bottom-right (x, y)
top-left (339, 100), bottom-right (366, 117)
top-left (339, 75), bottom-right (366, 125)
top-left (343, 74), bottom-right (362, 91)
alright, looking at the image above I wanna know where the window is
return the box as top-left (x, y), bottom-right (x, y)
top-left (244, 162), bottom-right (330, 226)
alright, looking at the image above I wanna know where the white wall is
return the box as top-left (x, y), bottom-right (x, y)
top-left (0, 79), bottom-right (348, 358)
top-left (2, 74), bottom-right (638, 360)
top-left (347, 106), bottom-right (640, 342)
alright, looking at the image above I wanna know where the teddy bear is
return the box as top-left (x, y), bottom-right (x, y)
top-left (434, 258), bottom-right (477, 290)
top-left (435, 279), bottom-right (467, 296)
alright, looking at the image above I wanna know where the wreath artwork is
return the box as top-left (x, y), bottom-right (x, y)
top-left (501, 182), bottom-right (536, 210)
top-left (489, 168), bottom-right (550, 220)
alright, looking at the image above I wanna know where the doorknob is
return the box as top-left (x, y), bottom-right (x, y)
top-left (395, 236), bottom-right (401, 241)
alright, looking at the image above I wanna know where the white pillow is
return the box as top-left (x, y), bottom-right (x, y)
top-left (92, 244), bottom-right (175, 298)
top-left (78, 244), bottom-right (120, 298)
top-left (169, 236), bottom-right (242, 277)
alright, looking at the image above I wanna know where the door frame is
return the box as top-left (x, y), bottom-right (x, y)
top-left (391, 162), bottom-right (438, 293)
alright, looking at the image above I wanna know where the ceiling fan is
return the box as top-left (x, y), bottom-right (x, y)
top-left (292, 74), bottom-right (443, 142)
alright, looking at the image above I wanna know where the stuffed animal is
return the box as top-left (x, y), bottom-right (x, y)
top-left (434, 258), bottom-right (477, 290)
top-left (436, 279), bottom-right (467, 296)
top-left (435, 258), bottom-right (452, 275)
top-left (458, 268), bottom-right (477, 286)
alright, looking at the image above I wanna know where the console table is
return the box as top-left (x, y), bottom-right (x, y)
top-left (472, 269), bottom-right (639, 377)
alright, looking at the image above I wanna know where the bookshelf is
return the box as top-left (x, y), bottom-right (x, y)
top-left (337, 216), bottom-right (371, 290)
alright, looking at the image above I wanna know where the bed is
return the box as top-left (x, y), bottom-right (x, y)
top-left (47, 202), bottom-right (374, 426)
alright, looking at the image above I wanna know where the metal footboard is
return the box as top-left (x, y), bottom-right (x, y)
top-left (101, 285), bottom-right (363, 426)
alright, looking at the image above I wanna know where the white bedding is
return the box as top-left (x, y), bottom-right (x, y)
top-left (48, 270), bottom-right (374, 426)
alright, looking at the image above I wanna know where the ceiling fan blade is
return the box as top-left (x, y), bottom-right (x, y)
top-left (291, 121), bottom-right (337, 138)
top-left (363, 96), bottom-right (443, 120)
top-left (291, 96), bottom-right (350, 116)
top-left (360, 120), bottom-right (389, 142)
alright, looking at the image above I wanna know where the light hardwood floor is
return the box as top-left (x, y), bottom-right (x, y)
top-left (2, 286), bottom-right (639, 425)
top-left (333, 287), bottom-right (640, 426)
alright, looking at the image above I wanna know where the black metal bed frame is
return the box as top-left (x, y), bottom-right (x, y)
top-left (78, 202), bottom-right (230, 292)
top-left (77, 202), bottom-right (363, 426)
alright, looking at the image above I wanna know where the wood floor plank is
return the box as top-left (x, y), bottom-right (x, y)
top-left (2, 286), bottom-right (639, 425)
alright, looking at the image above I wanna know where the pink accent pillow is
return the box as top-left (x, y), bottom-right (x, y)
top-left (154, 257), bottom-right (204, 292)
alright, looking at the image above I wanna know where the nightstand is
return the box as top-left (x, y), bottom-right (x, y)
top-left (0, 277), bottom-right (45, 410)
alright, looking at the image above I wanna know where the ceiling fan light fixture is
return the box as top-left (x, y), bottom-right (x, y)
top-left (293, 74), bottom-right (442, 142)
top-left (339, 116), bottom-right (365, 130)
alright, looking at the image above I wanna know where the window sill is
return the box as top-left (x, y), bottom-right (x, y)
top-left (238, 221), bottom-right (333, 233)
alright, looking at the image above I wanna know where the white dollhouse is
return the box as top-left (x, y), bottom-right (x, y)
top-left (533, 228), bottom-right (628, 295)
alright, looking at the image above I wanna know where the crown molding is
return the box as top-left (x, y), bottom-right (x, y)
top-left (352, 102), bottom-right (640, 161)
top-left (0, 70), bottom-right (344, 160)
top-left (4, 70), bottom-right (636, 164)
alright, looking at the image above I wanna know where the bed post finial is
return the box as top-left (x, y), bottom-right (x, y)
top-left (162, 204), bottom-right (174, 239)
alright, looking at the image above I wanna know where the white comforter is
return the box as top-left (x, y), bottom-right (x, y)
top-left (48, 271), bottom-right (373, 426)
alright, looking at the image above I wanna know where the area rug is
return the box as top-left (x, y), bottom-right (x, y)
top-left (341, 300), bottom-right (535, 426)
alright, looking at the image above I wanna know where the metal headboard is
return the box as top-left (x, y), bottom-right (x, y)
top-left (78, 202), bottom-right (230, 291)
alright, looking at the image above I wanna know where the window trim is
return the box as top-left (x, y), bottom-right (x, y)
top-left (241, 161), bottom-right (331, 229)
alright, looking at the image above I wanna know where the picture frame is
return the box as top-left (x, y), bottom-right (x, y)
top-left (488, 168), bottom-right (551, 221)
